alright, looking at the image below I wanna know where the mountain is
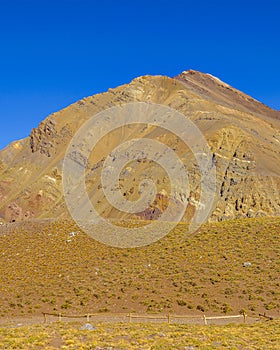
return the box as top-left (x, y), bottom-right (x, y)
top-left (0, 70), bottom-right (279, 223)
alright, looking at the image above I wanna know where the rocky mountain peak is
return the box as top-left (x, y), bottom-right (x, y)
top-left (0, 71), bottom-right (279, 223)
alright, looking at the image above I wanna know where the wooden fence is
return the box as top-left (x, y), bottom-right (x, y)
top-left (42, 311), bottom-right (249, 325)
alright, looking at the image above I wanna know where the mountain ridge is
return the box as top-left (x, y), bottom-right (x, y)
top-left (175, 69), bottom-right (280, 122)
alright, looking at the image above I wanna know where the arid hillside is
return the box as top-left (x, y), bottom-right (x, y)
top-left (0, 70), bottom-right (279, 223)
top-left (0, 217), bottom-right (279, 317)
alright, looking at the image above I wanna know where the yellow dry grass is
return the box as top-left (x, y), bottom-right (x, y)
top-left (0, 320), bottom-right (279, 349)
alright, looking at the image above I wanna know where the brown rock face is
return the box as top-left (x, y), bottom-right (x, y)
top-left (30, 117), bottom-right (57, 157)
top-left (0, 70), bottom-right (279, 223)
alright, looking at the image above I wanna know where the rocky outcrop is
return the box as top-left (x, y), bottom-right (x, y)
top-left (30, 117), bottom-right (58, 157)
top-left (30, 116), bottom-right (72, 157)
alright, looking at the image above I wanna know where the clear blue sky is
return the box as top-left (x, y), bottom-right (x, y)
top-left (1, 0), bottom-right (279, 150)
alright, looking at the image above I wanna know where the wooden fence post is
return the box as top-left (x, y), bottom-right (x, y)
top-left (203, 315), bottom-right (207, 325)
top-left (242, 311), bottom-right (247, 323)
top-left (59, 313), bottom-right (62, 322)
top-left (129, 313), bottom-right (132, 323)
top-left (43, 313), bottom-right (47, 323)
top-left (168, 314), bottom-right (171, 324)
top-left (86, 314), bottom-right (90, 322)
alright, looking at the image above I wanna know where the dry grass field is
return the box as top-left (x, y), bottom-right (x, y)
top-left (0, 320), bottom-right (279, 349)
top-left (0, 217), bottom-right (279, 319)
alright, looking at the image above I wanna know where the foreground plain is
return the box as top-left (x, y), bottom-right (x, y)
top-left (0, 320), bottom-right (279, 349)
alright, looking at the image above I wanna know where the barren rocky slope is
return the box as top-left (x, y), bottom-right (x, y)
top-left (0, 70), bottom-right (279, 223)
